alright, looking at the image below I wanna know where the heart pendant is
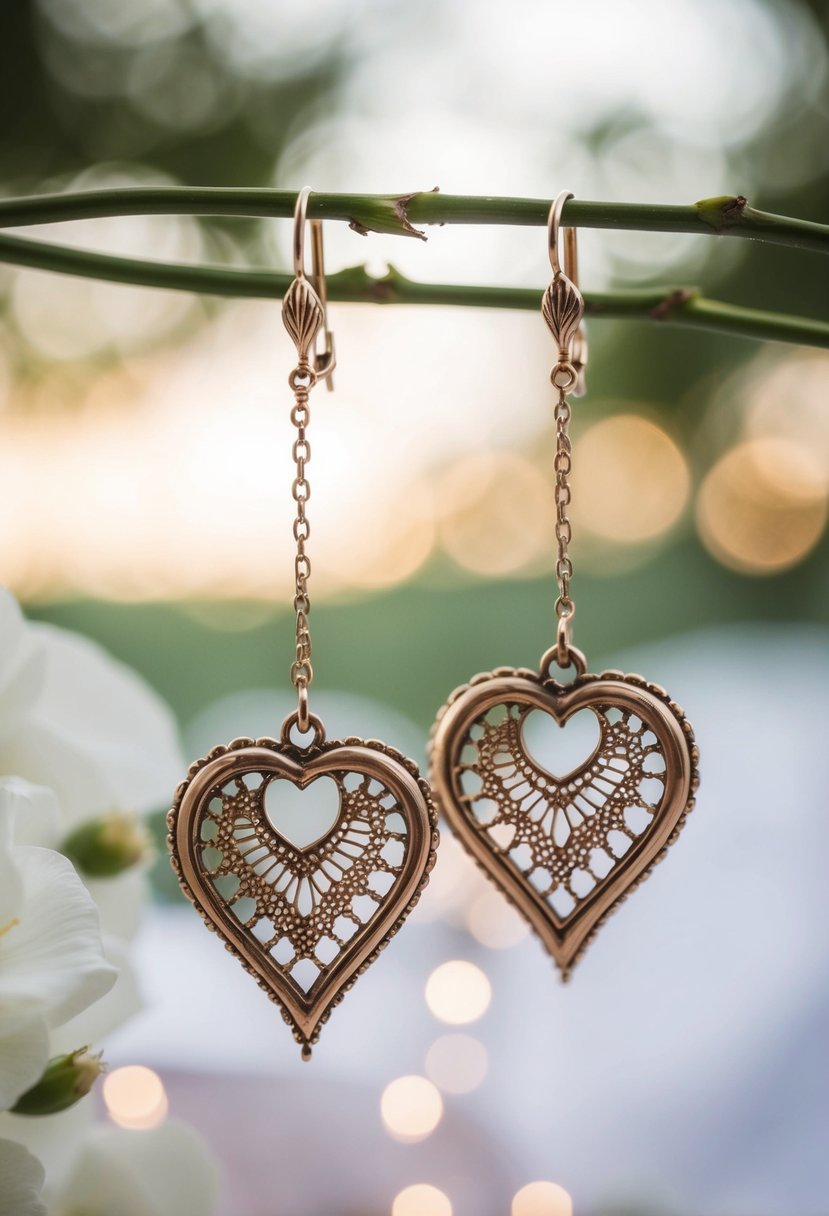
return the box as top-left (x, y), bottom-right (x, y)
top-left (430, 647), bottom-right (698, 977)
top-left (168, 714), bottom-right (438, 1056)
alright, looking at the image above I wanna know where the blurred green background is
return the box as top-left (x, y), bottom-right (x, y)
top-left (1, 1), bottom-right (827, 734)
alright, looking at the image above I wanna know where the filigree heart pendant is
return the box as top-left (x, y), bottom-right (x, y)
top-left (430, 646), bottom-right (699, 976)
top-left (169, 715), bottom-right (438, 1056)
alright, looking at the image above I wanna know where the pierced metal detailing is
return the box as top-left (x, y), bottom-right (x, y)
top-left (169, 722), bottom-right (438, 1057)
top-left (430, 654), bottom-right (698, 977)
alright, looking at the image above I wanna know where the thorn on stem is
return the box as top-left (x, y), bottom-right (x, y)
top-left (394, 187), bottom-right (439, 241)
top-left (722, 194), bottom-right (748, 222)
top-left (650, 287), bottom-right (697, 321)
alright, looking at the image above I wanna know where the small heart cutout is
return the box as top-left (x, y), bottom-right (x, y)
top-left (521, 707), bottom-right (601, 779)
top-left (264, 774), bottom-right (341, 851)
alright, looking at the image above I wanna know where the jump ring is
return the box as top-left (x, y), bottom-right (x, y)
top-left (539, 641), bottom-right (588, 681)
top-left (289, 368), bottom-right (315, 393)
top-left (280, 708), bottom-right (326, 751)
top-left (551, 362), bottom-right (578, 392)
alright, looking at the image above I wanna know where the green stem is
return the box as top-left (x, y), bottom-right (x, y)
top-left (0, 188), bottom-right (827, 253)
top-left (0, 232), bottom-right (826, 348)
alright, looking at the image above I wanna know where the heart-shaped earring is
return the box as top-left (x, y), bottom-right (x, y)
top-left (170, 720), bottom-right (435, 1055)
top-left (168, 190), bottom-right (437, 1057)
top-left (430, 193), bottom-right (698, 977)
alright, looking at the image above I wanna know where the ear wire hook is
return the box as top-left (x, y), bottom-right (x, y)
top-left (547, 191), bottom-right (588, 397)
top-left (292, 187), bottom-right (336, 391)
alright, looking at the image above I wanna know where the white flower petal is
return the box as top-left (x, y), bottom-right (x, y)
top-left (53, 938), bottom-right (143, 1052)
top-left (0, 1136), bottom-right (46, 1216)
top-left (27, 624), bottom-right (184, 815)
top-left (58, 1120), bottom-right (220, 1216)
top-left (0, 778), bottom-right (61, 850)
top-left (0, 720), bottom-right (121, 830)
top-left (85, 870), bottom-right (147, 942)
top-left (0, 1098), bottom-right (95, 1196)
top-left (0, 847), bottom-right (116, 1027)
top-left (0, 1014), bottom-right (49, 1111)
top-left (0, 591), bottom-right (44, 744)
top-left (0, 794), bottom-right (23, 927)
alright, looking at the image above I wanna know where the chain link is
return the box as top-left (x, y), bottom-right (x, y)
top-left (543, 191), bottom-right (586, 666)
top-left (553, 386), bottom-right (574, 622)
top-left (288, 361), bottom-right (315, 728)
top-left (551, 366), bottom-right (577, 667)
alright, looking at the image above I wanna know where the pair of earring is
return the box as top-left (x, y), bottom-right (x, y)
top-left (168, 189), bottom-right (699, 1059)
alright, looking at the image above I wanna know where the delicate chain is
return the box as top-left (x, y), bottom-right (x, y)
top-left (543, 192), bottom-right (586, 666)
top-left (553, 386), bottom-right (574, 626)
top-left (281, 188), bottom-right (335, 735)
top-left (288, 360), bottom-right (315, 729)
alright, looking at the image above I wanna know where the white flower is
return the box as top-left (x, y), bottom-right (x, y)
top-left (0, 588), bottom-right (183, 833)
top-left (0, 1137), bottom-right (46, 1216)
top-left (0, 788), bottom-right (116, 1111)
top-left (52, 937), bottom-right (142, 1058)
top-left (54, 1120), bottom-right (220, 1216)
top-left (0, 591), bottom-right (218, 1216)
top-left (0, 588), bottom-right (185, 944)
top-left (0, 595), bottom-right (43, 743)
top-left (0, 778), bottom-right (60, 850)
top-left (0, 1094), bottom-right (94, 1201)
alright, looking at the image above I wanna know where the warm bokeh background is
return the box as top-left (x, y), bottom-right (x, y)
top-left (1, 2), bottom-right (828, 1215)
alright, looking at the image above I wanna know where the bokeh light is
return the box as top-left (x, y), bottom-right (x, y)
top-left (744, 351), bottom-right (829, 463)
top-left (380, 1076), bottom-right (444, 1143)
top-left (328, 479), bottom-right (437, 591)
top-left (425, 1034), bottom-right (488, 1095)
top-left (411, 833), bottom-right (481, 926)
top-left (511, 1181), bottom-right (574, 1216)
top-left (439, 452), bottom-right (555, 577)
top-left (424, 961), bottom-right (492, 1025)
top-left (39, 0), bottom-right (192, 47)
top-left (576, 414), bottom-right (690, 545)
top-left (102, 1065), bottom-right (168, 1130)
top-left (465, 887), bottom-right (529, 950)
top-left (392, 1184), bottom-right (453, 1216)
top-left (696, 437), bottom-right (828, 573)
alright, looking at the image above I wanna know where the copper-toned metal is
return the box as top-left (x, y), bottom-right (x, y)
top-left (545, 190), bottom-right (587, 397)
top-left (282, 187), bottom-right (330, 728)
top-left (282, 276), bottom-right (324, 363)
top-left (169, 189), bottom-right (436, 1057)
top-left (542, 274), bottom-right (583, 369)
top-left (169, 717), bottom-right (438, 1056)
top-left (430, 190), bottom-right (699, 976)
top-left (430, 651), bottom-right (698, 977)
top-left (290, 186), bottom-right (335, 387)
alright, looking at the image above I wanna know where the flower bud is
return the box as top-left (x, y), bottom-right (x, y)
top-left (62, 811), bottom-right (154, 877)
top-left (12, 1048), bottom-right (105, 1116)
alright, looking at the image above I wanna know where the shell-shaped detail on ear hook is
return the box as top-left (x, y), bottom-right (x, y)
top-left (542, 273), bottom-right (585, 361)
top-left (283, 277), bottom-right (324, 362)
